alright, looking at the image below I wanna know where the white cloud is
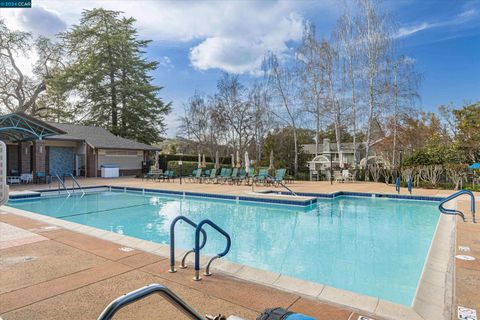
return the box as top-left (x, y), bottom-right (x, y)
top-left (159, 56), bottom-right (173, 69)
top-left (395, 3), bottom-right (479, 38)
top-left (1, 5), bottom-right (66, 37)
top-left (395, 22), bottom-right (432, 38)
top-left (2, 0), bottom-right (309, 75)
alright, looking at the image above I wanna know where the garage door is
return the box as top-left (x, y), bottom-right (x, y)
top-left (49, 147), bottom-right (74, 176)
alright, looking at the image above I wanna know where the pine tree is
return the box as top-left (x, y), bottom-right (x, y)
top-left (56, 8), bottom-right (170, 144)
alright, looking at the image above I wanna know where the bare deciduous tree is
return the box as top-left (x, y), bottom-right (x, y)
top-left (0, 20), bottom-right (63, 114)
top-left (297, 22), bottom-right (326, 156)
top-left (264, 53), bottom-right (301, 175)
top-left (357, 0), bottom-right (391, 179)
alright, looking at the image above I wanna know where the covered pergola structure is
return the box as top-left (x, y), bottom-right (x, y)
top-left (0, 113), bottom-right (65, 182)
top-left (0, 113), bottom-right (64, 142)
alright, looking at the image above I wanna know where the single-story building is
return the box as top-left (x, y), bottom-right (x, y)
top-left (0, 113), bottom-right (159, 180)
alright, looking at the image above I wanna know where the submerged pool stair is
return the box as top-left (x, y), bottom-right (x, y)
top-left (169, 215), bottom-right (231, 281)
top-left (439, 189), bottom-right (476, 222)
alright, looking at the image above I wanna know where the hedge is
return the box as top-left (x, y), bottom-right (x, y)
top-left (167, 161), bottom-right (216, 176)
top-left (159, 154), bottom-right (232, 170)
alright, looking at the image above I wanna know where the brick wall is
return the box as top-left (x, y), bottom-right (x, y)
top-left (19, 141), bottom-right (31, 174)
top-left (86, 145), bottom-right (96, 177)
top-left (32, 140), bottom-right (47, 178)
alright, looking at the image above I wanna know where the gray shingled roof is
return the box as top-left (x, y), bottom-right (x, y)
top-left (46, 122), bottom-right (159, 151)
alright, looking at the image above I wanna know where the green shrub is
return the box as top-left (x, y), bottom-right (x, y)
top-left (159, 154), bottom-right (232, 170)
top-left (167, 161), bottom-right (215, 176)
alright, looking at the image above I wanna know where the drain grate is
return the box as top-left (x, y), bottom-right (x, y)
top-left (119, 247), bottom-right (134, 252)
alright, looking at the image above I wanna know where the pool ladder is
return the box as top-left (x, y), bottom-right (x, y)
top-left (52, 174), bottom-right (71, 197)
top-left (68, 174), bottom-right (85, 197)
top-left (169, 216), bottom-right (231, 281)
top-left (439, 189), bottom-right (476, 223)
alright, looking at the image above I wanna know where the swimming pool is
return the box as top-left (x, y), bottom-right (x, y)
top-left (7, 190), bottom-right (440, 306)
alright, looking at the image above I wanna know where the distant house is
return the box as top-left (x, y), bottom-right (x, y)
top-left (0, 113), bottom-right (159, 179)
top-left (303, 121), bottom-right (386, 171)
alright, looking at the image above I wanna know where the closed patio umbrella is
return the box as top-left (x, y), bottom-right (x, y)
top-left (231, 154), bottom-right (235, 167)
top-left (202, 154), bottom-right (206, 168)
top-left (236, 150), bottom-right (241, 168)
top-left (215, 150), bottom-right (220, 169)
top-left (339, 150), bottom-right (344, 169)
top-left (245, 151), bottom-right (250, 173)
top-left (198, 153), bottom-right (202, 169)
top-left (268, 150), bottom-right (274, 171)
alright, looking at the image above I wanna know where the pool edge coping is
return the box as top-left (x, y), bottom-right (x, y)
top-left (0, 199), bottom-right (456, 320)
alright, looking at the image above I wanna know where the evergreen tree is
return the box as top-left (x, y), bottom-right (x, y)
top-left (56, 8), bottom-right (170, 144)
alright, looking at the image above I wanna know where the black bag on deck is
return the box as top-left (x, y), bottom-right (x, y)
top-left (256, 308), bottom-right (294, 320)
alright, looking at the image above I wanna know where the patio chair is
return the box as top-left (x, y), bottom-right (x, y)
top-left (192, 169), bottom-right (203, 183)
top-left (187, 169), bottom-right (197, 182)
top-left (232, 168), bottom-right (246, 185)
top-left (254, 168), bottom-right (269, 185)
top-left (203, 168), bottom-right (217, 183)
top-left (272, 169), bottom-right (286, 186)
top-left (223, 168), bottom-right (238, 184)
top-left (245, 167), bottom-right (255, 185)
top-left (216, 168), bottom-right (232, 184)
top-left (20, 173), bottom-right (33, 184)
top-left (7, 176), bottom-right (20, 184)
top-left (334, 170), bottom-right (343, 183)
top-left (342, 169), bottom-right (354, 182)
top-left (165, 170), bottom-right (175, 182)
top-left (35, 171), bottom-right (50, 184)
top-left (158, 170), bottom-right (173, 182)
top-left (144, 169), bottom-right (162, 181)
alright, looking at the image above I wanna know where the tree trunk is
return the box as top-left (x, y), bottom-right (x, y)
top-left (293, 125), bottom-right (298, 176)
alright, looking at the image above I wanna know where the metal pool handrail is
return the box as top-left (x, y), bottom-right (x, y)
top-left (53, 174), bottom-right (70, 197)
top-left (68, 173), bottom-right (85, 196)
top-left (266, 174), bottom-right (297, 196)
top-left (439, 189), bottom-right (476, 223)
top-left (194, 219), bottom-right (231, 281)
top-left (170, 216), bottom-right (207, 273)
top-left (97, 283), bottom-right (205, 320)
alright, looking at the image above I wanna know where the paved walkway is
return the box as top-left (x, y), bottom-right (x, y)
top-left (0, 213), bottom-right (369, 320)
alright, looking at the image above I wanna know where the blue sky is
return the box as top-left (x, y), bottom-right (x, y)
top-left (1, 0), bottom-right (479, 136)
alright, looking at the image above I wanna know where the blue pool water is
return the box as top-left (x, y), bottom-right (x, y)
top-left (7, 191), bottom-right (440, 306)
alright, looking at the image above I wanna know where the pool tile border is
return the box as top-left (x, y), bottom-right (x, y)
top-left (9, 185), bottom-right (318, 207)
top-left (1, 196), bottom-right (457, 320)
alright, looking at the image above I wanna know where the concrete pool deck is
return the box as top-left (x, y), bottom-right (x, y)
top-left (2, 178), bottom-right (479, 319)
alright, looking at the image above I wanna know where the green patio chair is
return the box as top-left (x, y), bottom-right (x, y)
top-left (217, 168), bottom-right (232, 184)
top-left (254, 168), bottom-right (269, 185)
top-left (233, 168), bottom-right (246, 185)
top-left (245, 167), bottom-right (255, 185)
top-left (203, 168), bottom-right (217, 183)
top-left (165, 170), bottom-right (175, 182)
top-left (192, 168), bottom-right (203, 183)
top-left (272, 169), bottom-right (286, 186)
top-left (224, 168), bottom-right (239, 184)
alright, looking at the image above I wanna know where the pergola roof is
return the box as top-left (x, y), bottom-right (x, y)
top-left (0, 113), bottom-right (65, 142)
